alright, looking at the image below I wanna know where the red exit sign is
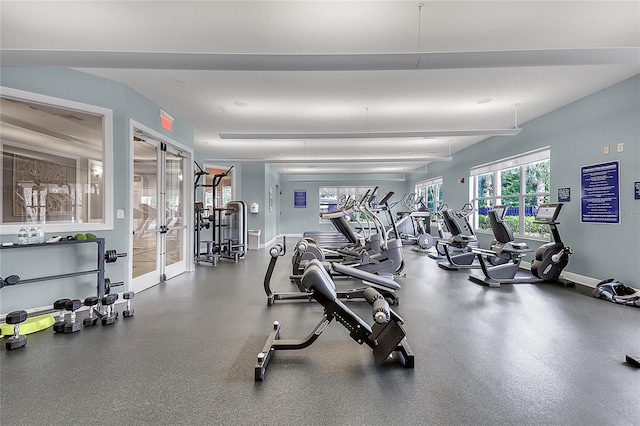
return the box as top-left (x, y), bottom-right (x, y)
top-left (161, 110), bottom-right (173, 132)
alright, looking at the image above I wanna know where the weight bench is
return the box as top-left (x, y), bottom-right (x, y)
top-left (256, 259), bottom-right (414, 381)
top-left (264, 243), bottom-right (401, 305)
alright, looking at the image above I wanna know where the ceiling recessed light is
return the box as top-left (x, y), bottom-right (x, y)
top-left (234, 101), bottom-right (248, 107)
top-left (477, 98), bottom-right (492, 104)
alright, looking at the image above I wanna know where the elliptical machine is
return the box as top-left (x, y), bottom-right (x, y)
top-left (469, 203), bottom-right (572, 287)
top-left (291, 191), bottom-right (404, 280)
top-left (388, 193), bottom-right (435, 250)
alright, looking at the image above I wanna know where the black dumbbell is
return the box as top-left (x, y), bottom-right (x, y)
top-left (53, 298), bottom-right (71, 333)
top-left (104, 250), bottom-right (127, 264)
top-left (122, 291), bottom-right (135, 318)
top-left (63, 299), bottom-right (82, 333)
top-left (0, 275), bottom-right (20, 289)
top-left (4, 310), bottom-right (28, 350)
top-left (101, 294), bottom-right (119, 325)
top-left (104, 278), bottom-right (124, 295)
top-left (83, 296), bottom-right (100, 327)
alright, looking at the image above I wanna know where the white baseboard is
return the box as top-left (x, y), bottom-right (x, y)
top-left (261, 236), bottom-right (277, 249)
top-left (520, 260), bottom-right (601, 288)
top-left (258, 234), bottom-right (302, 249)
top-left (281, 233), bottom-right (303, 239)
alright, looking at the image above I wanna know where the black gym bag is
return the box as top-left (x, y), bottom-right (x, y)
top-left (593, 279), bottom-right (640, 308)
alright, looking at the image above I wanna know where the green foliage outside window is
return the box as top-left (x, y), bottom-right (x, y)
top-left (472, 154), bottom-right (550, 239)
top-left (478, 214), bottom-right (551, 238)
top-left (501, 167), bottom-right (520, 196)
top-left (526, 161), bottom-right (550, 193)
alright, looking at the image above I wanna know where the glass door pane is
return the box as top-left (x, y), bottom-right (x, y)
top-left (131, 130), bottom-right (190, 290)
top-left (165, 150), bottom-right (185, 268)
top-left (132, 138), bottom-right (160, 279)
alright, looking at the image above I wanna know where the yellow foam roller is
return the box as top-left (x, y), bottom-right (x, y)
top-left (0, 313), bottom-right (55, 336)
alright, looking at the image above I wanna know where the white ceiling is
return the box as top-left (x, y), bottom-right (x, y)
top-left (1, 1), bottom-right (638, 174)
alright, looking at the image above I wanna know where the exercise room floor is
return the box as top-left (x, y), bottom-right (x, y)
top-left (1, 243), bottom-right (639, 425)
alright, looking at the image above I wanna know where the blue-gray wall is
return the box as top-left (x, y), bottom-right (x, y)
top-left (278, 173), bottom-right (410, 235)
top-left (2, 67), bottom-right (636, 314)
top-left (407, 75), bottom-right (640, 285)
top-left (0, 67), bottom-right (194, 313)
top-left (234, 163), bottom-right (281, 246)
top-left (264, 163), bottom-right (280, 243)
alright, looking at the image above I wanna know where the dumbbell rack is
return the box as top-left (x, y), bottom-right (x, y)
top-left (0, 238), bottom-right (112, 299)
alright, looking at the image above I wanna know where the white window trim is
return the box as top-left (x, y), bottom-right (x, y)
top-left (470, 147), bottom-right (550, 176)
top-left (415, 176), bottom-right (443, 213)
top-left (318, 186), bottom-right (370, 224)
top-left (470, 147), bottom-right (551, 240)
top-left (416, 176), bottom-right (443, 188)
top-left (0, 86), bottom-right (113, 235)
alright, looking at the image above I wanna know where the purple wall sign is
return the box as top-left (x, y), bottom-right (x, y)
top-left (581, 161), bottom-right (620, 224)
top-left (294, 189), bottom-right (307, 208)
top-left (558, 187), bottom-right (571, 202)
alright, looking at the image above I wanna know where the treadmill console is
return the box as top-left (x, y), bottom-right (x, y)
top-left (492, 205), bottom-right (507, 219)
top-left (534, 203), bottom-right (563, 223)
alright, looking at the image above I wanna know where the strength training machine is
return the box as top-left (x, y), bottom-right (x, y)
top-left (255, 259), bottom-right (414, 381)
top-left (194, 163), bottom-right (247, 264)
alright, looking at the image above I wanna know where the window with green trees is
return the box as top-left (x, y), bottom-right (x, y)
top-left (415, 176), bottom-right (443, 213)
top-left (318, 186), bottom-right (369, 224)
top-left (470, 148), bottom-right (551, 239)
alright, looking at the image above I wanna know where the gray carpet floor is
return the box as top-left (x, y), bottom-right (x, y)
top-left (1, 244), bottom-right (639, 425)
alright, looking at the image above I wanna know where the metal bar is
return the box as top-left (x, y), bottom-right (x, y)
top-left (0, 238), bottom-right (112, 301)
top-left (0, 238), bottom-right (100, 250)
top-left (255, 321), bottom-right (282, 381)
top-left (97, 238), bottom-right (106, 299)
top-left (397, 338), bottom-right (415, 368)
top-left (271, 317), bottom-right (331, 350)
top-left (15, 269), bottom-right (101, 285)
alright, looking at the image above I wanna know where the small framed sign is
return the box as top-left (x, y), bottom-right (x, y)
top-left (558, 187), bottom-right (571, 203)
top-left (294, 189), bottom-right (306, 208)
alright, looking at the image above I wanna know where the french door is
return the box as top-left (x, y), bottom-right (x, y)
top-left (131, 128), bottom-right (189, 293)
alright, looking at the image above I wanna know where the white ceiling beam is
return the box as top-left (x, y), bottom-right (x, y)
top-left (2, 48), bottom-right (637, 71)
top-left (211, 157), bottom-right (452, 163)
top-left (219, 129), bottom-right (521, 139)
